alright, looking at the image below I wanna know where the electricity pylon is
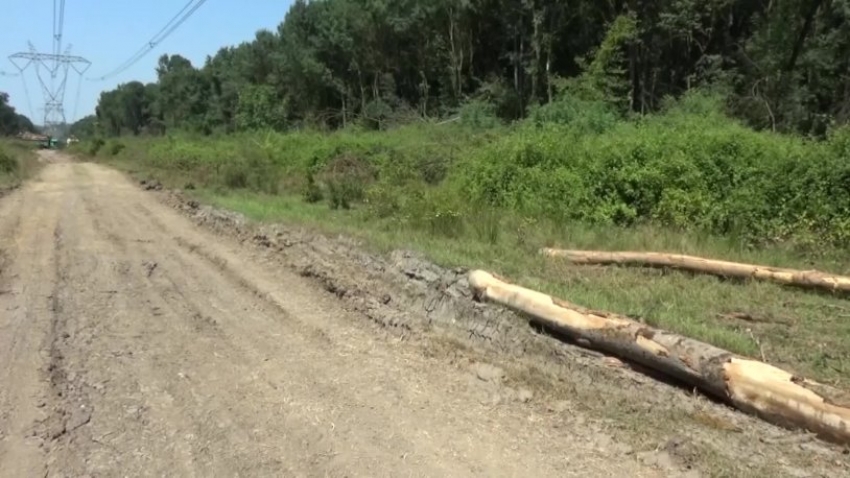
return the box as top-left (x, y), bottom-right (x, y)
top-left (8, 42), bottom-right (90, 138)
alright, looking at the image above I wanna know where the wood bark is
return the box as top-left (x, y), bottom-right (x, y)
top-left (540, 248), bottom-right (850, 294)
top-left (468, 270), bottom-right (850, 444)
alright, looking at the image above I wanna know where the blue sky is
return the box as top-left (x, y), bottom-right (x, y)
top-left (1, 0), bottom-right (293, 125)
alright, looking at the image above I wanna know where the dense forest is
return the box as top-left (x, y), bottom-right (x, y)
top-left (74, 0), bottom-right (850, 254)
top-left (0, 92), bottom-right (35, 136)
top-left (81, 0), bottom-right (850, 138)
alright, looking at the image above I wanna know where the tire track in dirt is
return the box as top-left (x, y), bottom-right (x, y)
top-left (56, 172), bottom-right (208, 476)
top-left (80, 165), bottom-right (474, 476)
top-left (63, 162), bottom-right (664, 477)
top-left (41, 200), bottom-right (103, 473)
top-left (0, 170), bottom-right (64, 478)
top-left (20, 157), bottom-right (850, 476)
top-left (91, 196), bottom-right (304, 475)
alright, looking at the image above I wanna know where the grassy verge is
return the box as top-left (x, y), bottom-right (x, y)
top-left (0, 139), bottom-right (39, 190)
top-left (102, 156), bottom-right (850, 388)
top-left (214, 190), bottom-right (850, 383)
top-left (75, 95), bottom-right (850, 387)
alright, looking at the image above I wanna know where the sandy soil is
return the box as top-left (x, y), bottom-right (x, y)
top-left (1, 153), bottom-right (848, 477)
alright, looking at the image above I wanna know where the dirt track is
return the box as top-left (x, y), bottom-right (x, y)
top-left (0, 155), bottom-right (670, 477)
top-left (2, 154), bottom-right (850, 477)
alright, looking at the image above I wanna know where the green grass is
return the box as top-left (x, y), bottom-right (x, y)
top-left (0, 139), bottom-right (39, 189)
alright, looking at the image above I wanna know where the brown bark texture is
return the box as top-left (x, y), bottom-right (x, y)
top-left (468, 270), bottom-right (850, 444)
top-left (540, 248), bottom-right (850, 294)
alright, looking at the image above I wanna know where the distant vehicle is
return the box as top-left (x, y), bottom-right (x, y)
top-left (38, 137), bottom-right (60, 149)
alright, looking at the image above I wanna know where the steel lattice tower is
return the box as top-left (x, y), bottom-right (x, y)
top-left (8, 42), bottom-right (90, 138)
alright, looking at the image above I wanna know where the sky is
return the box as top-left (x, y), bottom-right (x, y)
top-left (0, 0), bottom-right (294, 126)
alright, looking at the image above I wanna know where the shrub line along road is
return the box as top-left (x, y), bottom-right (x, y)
top-left (0, 153), bottom-right (664, 477)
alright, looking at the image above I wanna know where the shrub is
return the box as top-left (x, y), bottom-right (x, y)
top-left (317, 153), bottom-right (375, 209)
top-left (99, 94), bottom-right (850, 251)
top-left (222, 162), bottom-right (249, 189)
top-left (458, 100), bottom-right (501, 129)
top-left (0, 148), bottom-right (17, 174)
top-left (302, 172), bottom-right (324, 203)
top-left (526, 97), bottom-right (619, 134)
top-left (88, 138), bottom-right (106, 156)
top-left (108, 141), bottom-right (126, 156)
top-left (456, 93), bottom-right (850, 247)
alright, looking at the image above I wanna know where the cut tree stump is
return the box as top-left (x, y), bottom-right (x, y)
top-left (468, 270), bottom-right (850, 444)
top-left (540, 248), bottom-right (850, 294)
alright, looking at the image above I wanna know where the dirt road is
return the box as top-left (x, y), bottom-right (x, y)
top-left (0, 155), bottom-right (668, 477)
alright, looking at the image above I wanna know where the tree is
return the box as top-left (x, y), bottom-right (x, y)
top-left (87, 0), bottom-right (850, 136)
top-left (69, 115), bottom-right (97, 138)
top-left (0, 92), bottom-right (36, 136)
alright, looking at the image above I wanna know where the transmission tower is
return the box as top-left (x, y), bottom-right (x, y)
top-left (8, 42), bottom-right (90, 138)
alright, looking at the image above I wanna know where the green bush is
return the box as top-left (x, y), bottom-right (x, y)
top-left (88, 138), bottom-right (106, 156)
top-left (222, 162), bottom-right (249, 189)
top-left (0, 147), bottom-right (18, 174)
top-left (363, 184), bottom-right (401, 218)
top-left (527, 97), bottom-right (619, 134)
top-left (97, 92), bottom-right (850, 250)
top-left (303, 172), bottom-right (324, 203)
top-left (108, 141), bottom-right (126, 156)
top-left (458, 100), bottom-right (501, 129)
top-left (319, 153), bottom-right (374, 209)
top-left (447, 92), bottom-right (850, 247)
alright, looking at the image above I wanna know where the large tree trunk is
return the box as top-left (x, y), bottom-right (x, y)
top-left (540, 248), bottom-right (850, 294)
top-left (469, 270), bottom-right (850, 444)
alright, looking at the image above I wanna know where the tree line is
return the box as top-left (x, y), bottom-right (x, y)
top-left (80, 0), bottom-right (850, 138)
top-left (0, 92), bottom-right (35, 136)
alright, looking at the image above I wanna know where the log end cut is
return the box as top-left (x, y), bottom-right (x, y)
top-left (724, 358), bottom-right (850, 444)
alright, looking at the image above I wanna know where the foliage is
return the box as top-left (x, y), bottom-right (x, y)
top-left (108, 141), bottom-right (126, 156)
top-left (69, 115), bottom-right (97, 138)
top-left (318, 153), bottom-right (375, 209)
top-left (81, 0), bottom-right (850, 253)
top-left (0, 140), bottom-right (38, 187)
top-left (454, 90), bottom-right (850, 248)
top-left (0, 93), bottom-right (35, 136)
top-left (457, 100), bottom-right (501, 129)
top-left (99, 91), bottom-right (850, 251)
top-left (0, 146), bottom-right (17, 174)
top-left (88, 138), bottom-right (106, 156)
top-left (573, 14), bottom-right (638, 113)
top-left (82, 0), bottom-right (850, 137)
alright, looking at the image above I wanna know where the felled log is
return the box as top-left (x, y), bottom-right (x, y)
top-left (541, 248), bottom-right (850, 294)
top-left (468, 270), bottom-right (850, 444)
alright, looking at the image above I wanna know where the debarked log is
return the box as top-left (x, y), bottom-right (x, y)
top-left (540, 248), bottom-right (850, 294)
top-left (469, 270), bottom-right (850, 444)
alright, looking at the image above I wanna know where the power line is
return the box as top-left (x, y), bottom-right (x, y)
top-left (58, 0), bottom-right (67, 55)
top-left (53, 0), bottom-right (58, 56)
top-left (5, 0), bottom-right (86, 134)
top-left (51, 0), bottom-right (67, 72)
top-left (8, 48), bottom-right (90, 135)
top-left (88, 0), bottom-right (210, 81)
